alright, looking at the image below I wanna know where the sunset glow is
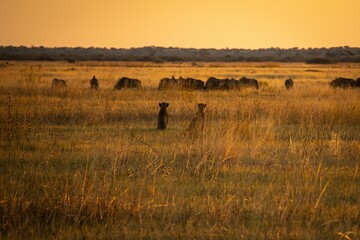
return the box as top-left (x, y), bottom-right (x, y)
top-left (1, 0), bottom-right (359, 49)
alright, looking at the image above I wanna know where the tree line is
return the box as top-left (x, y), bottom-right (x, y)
top-left (1, 46), bottom-right (360, 63)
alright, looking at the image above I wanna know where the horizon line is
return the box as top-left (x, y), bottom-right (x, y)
top-left (1, 45), bottom-right (359, 51)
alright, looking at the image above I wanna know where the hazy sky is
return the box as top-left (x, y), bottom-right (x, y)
top-left (1, 0), bottom-right (359, 49)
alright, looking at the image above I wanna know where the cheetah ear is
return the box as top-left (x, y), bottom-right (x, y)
top-left (204, 104), bottom-right (207, 108)
top-left (159, 103), bottom-right (161, 107)
top-left (166, 103), bottom-right (169, 107)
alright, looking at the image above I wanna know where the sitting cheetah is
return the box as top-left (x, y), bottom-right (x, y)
top-left (188, 103), bottom-right (207, 137)
top-left (157, 102), bottom-right (169, 130)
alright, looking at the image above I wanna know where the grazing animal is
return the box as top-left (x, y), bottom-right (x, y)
top-left (114, 77), bottom-right (142, 90)
top-left (205, 77), bottom-right (255, 90)
top-left (330, 77), bottom-right (356, 88)
top-left (158, 77), bottom-right (178, 90)
top-left (90, 76), bottom-right (99, 90)
top-left (205, 77), bottom-right (220, 90)
top-left (285, 78), bottom-right (294, 89)
top-left (225, 78), bottom-right (240, 90)
top-left (194, 79), bottom-right (205, 90)
top-left (205, 77), bottom-right (227, 90)
top-left (51, 78), bottom-right (67, 88)
top-left (158, 77), bottom-right (204, 90)
top-left (157, 102), bottom-right (169, 130)
top-left (239, 77), bottom-right (259, 90)
top-left (356, 78), bottom-right (360, 87)
top-left (179, 77), bottom-right (205, 90)
top-left (188, 103), bottom-right (207, 137)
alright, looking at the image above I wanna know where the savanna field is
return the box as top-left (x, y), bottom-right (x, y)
top-left (0, 61), bottom-right (359, 239)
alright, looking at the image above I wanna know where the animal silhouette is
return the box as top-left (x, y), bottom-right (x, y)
top-left (285, 78), bottom-right (294, 89)
top-left (157, 102), bottom-right (169, 130)
top-left (188, 103), bottom-right (207, 137)
top-left (52, 78), bottom-right (67, 88)
top-left (90, 76), bottom-right (99, 90)
top-left (114, 77), bottom-right (142, 90)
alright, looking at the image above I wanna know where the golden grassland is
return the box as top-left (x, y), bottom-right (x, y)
top-left (0, 61), bottom-right (359, 239)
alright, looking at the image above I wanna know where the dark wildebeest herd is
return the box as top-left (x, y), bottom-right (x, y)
top-left (51, 75), bottom-right (360, 91)
top-left (158, 76), bottom-right (204, 90)
top-left (50, 75), bottom-right (264, 91)
top-left (329, 77), bottom-right (360, 89)
top-left (158, 76), bottom-right (259, 90)
top-left (204, 77), bottom-right (259, 90)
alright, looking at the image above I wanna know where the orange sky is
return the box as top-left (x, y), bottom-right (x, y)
top-left (1, 0), bottom-right (359, 49)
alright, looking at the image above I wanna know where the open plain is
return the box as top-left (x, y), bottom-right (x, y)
top-left (0, 61), bottom-right (359, 239)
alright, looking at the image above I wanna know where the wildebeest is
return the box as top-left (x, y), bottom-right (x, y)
top-left (52, 78), bottom-right (67, 88)
top-left (204, 77), bottom-right (232, 90)
top-left (157, 102), bottom-right (169, 130)
top-left (114, 77), bottom-right (142, 90)
top-left (158, 76), bottom-right (178, 90)
top-left (158, 76), bottom-right (204, 90)
top-left (225, 78), bottom-right (240, 90)
top-left (188, 103), bottom-right (207, 137)
top-left (204, 77), bottom-right (222, 90)
top-left (179, 77), bottom-right (205, 90)
top-left (330, 77), bottom-right (356, 88)
top-left (90, 76), bottom-right (99, 90)
top-left (238, 77), bottom-right (259, 90)
top-left (205, 77), bottom-right (259, 90)
top-left (195, 79), bottom-right (205, 90)
top-left (356, 78), bottom-right (360, 87)
top-left (285, 78), bottom-right (294, 89)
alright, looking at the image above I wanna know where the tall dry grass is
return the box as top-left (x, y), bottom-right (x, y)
top-left (0, 61), bottom-right (359, 239)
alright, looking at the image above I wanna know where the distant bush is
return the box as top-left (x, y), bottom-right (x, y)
top-left (306, 58), bottom-right (334, 64)
top-left (163, 56), bottom-right (185, 62)
top-left (37, 55), bottom-right (56, 61)
top-left (153, 59), bottom-right (165, 64)
top-left (233, 56), bottom-right (245, 62)
top-left (338, 56), bottom-right (360, 63)
top-left (280, 56), bottom-right (297, 62)
top-left (245, 57), bottom-right (263, 62)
